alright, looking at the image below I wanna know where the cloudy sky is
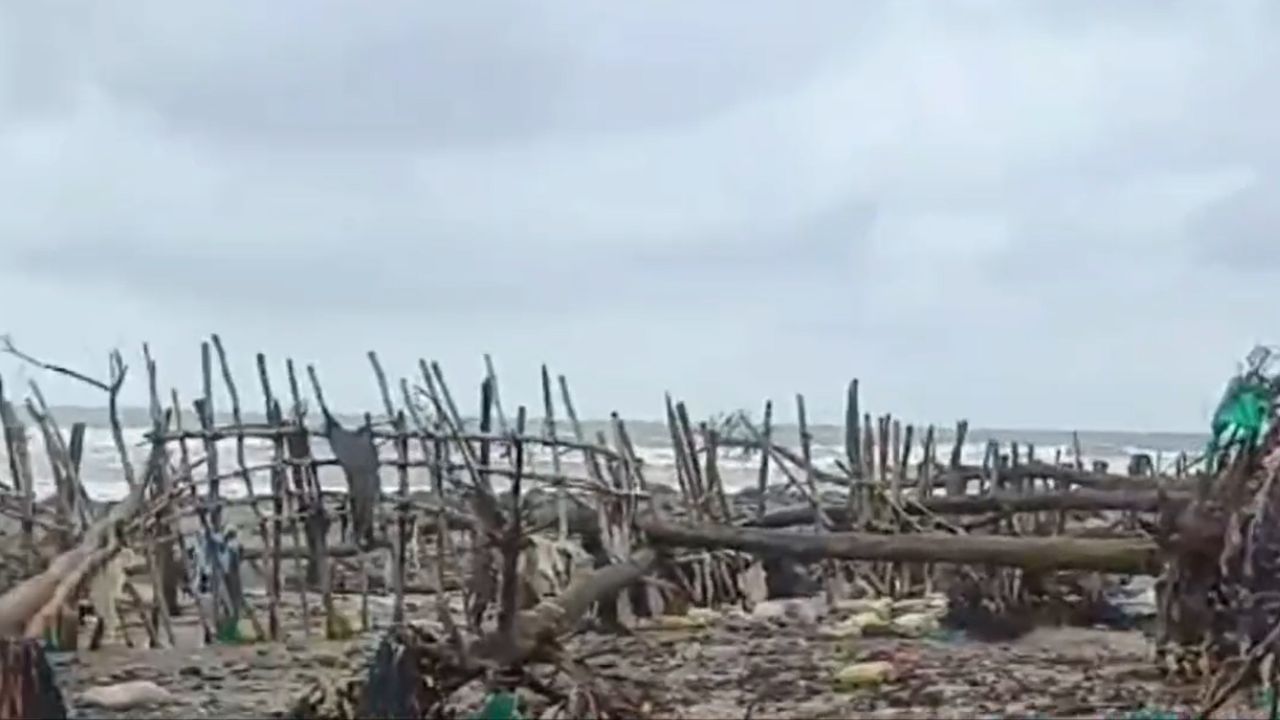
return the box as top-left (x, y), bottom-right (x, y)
top-left (0, 0), bottom-right (1275, 431)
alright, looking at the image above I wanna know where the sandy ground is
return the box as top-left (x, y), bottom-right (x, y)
top-left (49, 591), bottom-right (1241, 720)
top-left (13, 475), bottom-right (1230, 719)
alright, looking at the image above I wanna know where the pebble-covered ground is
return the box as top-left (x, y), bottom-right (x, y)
top-left (48, 594), bottom-right (1258, 720)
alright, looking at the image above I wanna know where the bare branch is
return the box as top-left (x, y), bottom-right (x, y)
top-left (0, 335), bottom-right (123, 394)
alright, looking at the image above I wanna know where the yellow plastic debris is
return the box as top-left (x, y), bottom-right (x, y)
top-left (833, 661), bottom-right (897, 690)
top-left (891, 595), bottom-right (947, 616)
top-left (686, 607), bottom-right (721, 625)
top-left (835, 598), bottom-right (893, 618)
top-left (817, 617), bottom-right (865, 640)
top-left (890, 611), bottom-right (940, 638)
top-left (650, 612), bottom-right (711, 630)
top-left (850, 611), bottom-right (892, 635)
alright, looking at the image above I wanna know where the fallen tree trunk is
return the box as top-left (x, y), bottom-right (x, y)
top-left (640, 520), bottom-right (1161, 575)
top-left (933, 462), bottom-right (1184, 492)
top-left (478, 549), bottom-right (657, 665)
top-left (747, 488), bottom-right (1191, 528)
top-left (0, 479), bottom-right (149, 638)
top-left (718, 437), bottom-right (1189, 491)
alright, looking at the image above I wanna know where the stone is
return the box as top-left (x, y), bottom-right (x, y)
top-left (687, 607), bottom-right (721, 625)
top-left (836, 598), bottom-right (893, 618)
top-left (783, 599), bottom-right (819, 625)
top-left (751, 600), bottom-right (791, 620)
top-left (891, 595), bottom-right (947, 616)
top-left (834, 661), bottom-right (897, 690)
top-left (79, 680), bottom-right (175, 710)
top-left (817, 616), bottom-right (865, 640)
top-left (650, 614), bottom-right (710, 631)
top-left (311, 651), bottom-right (344, 668)
top-left (741, 561), bottom-right (769, 605)
top-left (891, 612), bottom-right (941, 638)
top-left (849, 611), bottom-right (892, 635)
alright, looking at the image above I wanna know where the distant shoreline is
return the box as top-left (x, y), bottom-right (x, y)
top-left (13, 405), bottom-right (1209, 462)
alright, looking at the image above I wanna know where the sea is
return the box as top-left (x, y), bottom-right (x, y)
top-left (0, 406), bottom-right (1209, 502)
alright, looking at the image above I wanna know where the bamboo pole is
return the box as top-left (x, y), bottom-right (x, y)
top-left (663, 395), bottom-right (694, 511)
top-left (211, 336), bottom-right (272, 639)
top-left (257, 355), bottom-right (308, 639)
top-left (367, 351), bottom-right (409, 626)
top-left (287, 359), bottom-right (335, 638)
top-left (140, 351), bottom-right (176, 647)
top-left (0, 383), bottom-right (35, 575)
top-left (755, 400), bottom-right (773, 522)
top-left (540, 365), bottom-right (568, 540)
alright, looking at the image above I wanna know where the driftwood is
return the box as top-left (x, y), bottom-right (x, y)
top-left (640, 520), bottom-right (1160, 575)
top-left (0, 479), bottom-right (148, 639)
top-left (935, 462), bottom-right (1185, 491)
top-left (747, 488), bottom-right (1191, 528)
top-left (719, 436), bottom-right (1187, 491)
top-left (478, 549), bottom-right (658, 666)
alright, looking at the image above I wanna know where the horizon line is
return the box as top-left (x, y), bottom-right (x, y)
top-left (29, 403), bottom-right (1211, 437)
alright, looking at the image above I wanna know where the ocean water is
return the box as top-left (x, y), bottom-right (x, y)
top-left (0, 408), bottom-right (1208, 502)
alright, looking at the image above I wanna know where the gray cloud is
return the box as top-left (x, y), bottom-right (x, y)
top-left (0, 0), bottom-right (1276, 431)
top-left (1188, 176), bottom-right (1280, 271)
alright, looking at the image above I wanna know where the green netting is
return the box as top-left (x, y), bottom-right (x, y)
top-left (1208, 378), bottom-right (1273, 466)
top-left (471, 691), bottom-right (522, 720)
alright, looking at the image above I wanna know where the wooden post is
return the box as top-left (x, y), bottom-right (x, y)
top-left (663, 395), bottom-right (694, 512)
top-left (286, 360), bottom-right (335, 638)
top-left (257, 355), bottom-right (307, 639)
top-left (844, 380), bottom-right (861, 522)
top-left (756, 400), bottom-right (773, 522)
top-left (368, 351), bottom-right (408, 626)
top-left (211, 336), bottom-right (269, 641)
top-left (540, 365), bottom-right (568, 540)
top-left (140, 349), bottom-right (176, 647)
top-left (0, 382), bottom-right (35, 576)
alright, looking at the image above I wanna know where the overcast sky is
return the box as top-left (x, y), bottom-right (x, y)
top-left (0, 1), bottom-right (1275, 431)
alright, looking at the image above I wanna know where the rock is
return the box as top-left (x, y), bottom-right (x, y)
top-left (687, 607), bottom-right (721, 625)
top-left (817, 617), bottom-right (865, 640)
top-left (918, 682), bottom-right (971, 706)
top-left (79, 680), bottom-right (175, 710)
top-left (650, 609), bottom-right (711, 627)
top-left (891, 595), bottom-right (947, 616)
top-left (834, 661), bottom-right (897, 690)
top-left (751, 600), bottom-right (791, 620)
top-left (784, 599), bottom-right (819, 625)
top-left (741, 561), bottom-right (769, 605)
top-left (763, 556), bottom-right (819, 598)
top-left (891, 612), bottom-right (941, 638)
top-left (850, 611), bottom-right (892, 635)
top-left (836, 598), bottom-right (893, 618)
top-left (311, 652), bottom-right (343, 668)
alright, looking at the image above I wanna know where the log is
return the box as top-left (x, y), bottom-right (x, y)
top-left (746, 488), bottom-right (1190, 528)
top-left (0, 478), bottom-right (149, 638)
top-left (639, 521), bottom-right (1161, 575)
top-left (717, 436), bottom-right (1191, 491)
top-left (933, 462), bottom-right (1182, 491)
top-left (477, 549), bottom-right (657, 665)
